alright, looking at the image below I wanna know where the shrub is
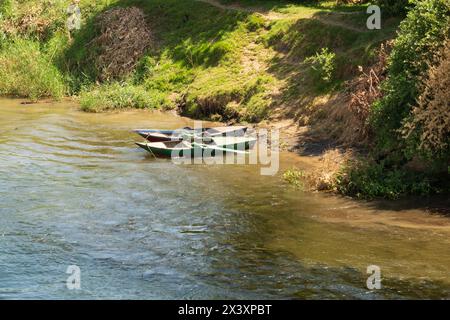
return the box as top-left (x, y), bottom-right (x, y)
top-left (334, 159), bottom-right (440, 199)
top-left (283, 168), bottom-right (305, 189)
top-left (304, 48), bottom-right (336, 89)
top-left (370, 0), bottom-right (450, 155)
top-left (283, 150), bottom-right (354, 193)
top-left (0, 38), bottom-right (65, 100)
top-left (374, 0), bottom-right (411, 16)
top-left (402, 40), bottom-right (450, 161)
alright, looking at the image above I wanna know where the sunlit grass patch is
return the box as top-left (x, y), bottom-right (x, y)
top-left (0, 38), bottom-right (65, 100)
top-left (79, 83), bottom-right (168, 112)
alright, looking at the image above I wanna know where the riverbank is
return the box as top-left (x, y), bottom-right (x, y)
top-left (1, 0), bottom-right (395, 121)
top-left (1, 0), bottom-right (449, 199)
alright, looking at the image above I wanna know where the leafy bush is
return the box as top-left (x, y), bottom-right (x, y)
top-left (304, 47), bottom-right (336, 89)
top-left (370, 0), bottom-right (450, 156)
top-left (334, 159), bottom-right (441, 199)
top-left (79, 83), bottom-right (168, 112)
top-left (374, 0), bottom-right (411, 16)
top-left (336, 0), bottom-right (450, 199)
top-left (0, 38), bottom-right (65, 100)
top-left (402, 40), bottom-right (450, 161)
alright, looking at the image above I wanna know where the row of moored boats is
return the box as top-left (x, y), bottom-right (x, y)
top-left (134, 126), bottom-right (256, 158)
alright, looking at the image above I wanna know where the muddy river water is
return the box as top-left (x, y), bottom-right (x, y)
top-left (1, 98), bottom-right (449, 299)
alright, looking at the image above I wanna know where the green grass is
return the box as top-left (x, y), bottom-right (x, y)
top-left (130, 0), bottom-right (280, 121)
top-left (79, 83), bottom-right (166, 112)
top-left (263, 11), bottom-right (400, 80)
top-left (0, 0), bottom-right (400, 128)
top-left (334, 160), bottom-right (449, 200)
top-left (0, 38), bottom-right (65, 100)
top-left (1, 0), bottom-right (398, 117)
top-left (0, 0), bottom-right (71, 40)
top-left (218, 0), bottom-right (368, 12)
top-left (62, 0), bottom-right (275, 119)
top-left (0, 0), bottom-right (399, 118)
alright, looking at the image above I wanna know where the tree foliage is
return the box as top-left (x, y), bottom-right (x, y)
top-left (370, 0), bottom-right (450, 162)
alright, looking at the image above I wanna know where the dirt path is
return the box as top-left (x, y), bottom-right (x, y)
top-left (314, 14), bottom-right (366, 33)
top-left (196, 0), bottom-right (266, 14)
top-left (196, 0), bottom-right (309, 20)
top-left (196, 0), bottom-right (366, 153)
top-left (196, 0), bottom-right (366, 32)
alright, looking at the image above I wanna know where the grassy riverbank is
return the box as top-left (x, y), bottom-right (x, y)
top-left (0, 0), bottom-right (448, 199)
top-left (0, 0), bottom-right (396, 115)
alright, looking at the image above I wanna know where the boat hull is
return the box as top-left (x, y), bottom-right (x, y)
top-left (136, 137), bottom-right (256, 158)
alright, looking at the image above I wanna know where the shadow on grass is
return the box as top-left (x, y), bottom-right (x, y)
top-left (64, 0), bottom-right (251, 87)
top-left (262, 10), bottom-right (400, 150)
top-left (218, 0), bottom-right (368, 13)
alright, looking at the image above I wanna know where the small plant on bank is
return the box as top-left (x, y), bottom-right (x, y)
top-left (304, 47), bottom-right (336, 90)
top-left (283, 168), bottom-right (305, 190)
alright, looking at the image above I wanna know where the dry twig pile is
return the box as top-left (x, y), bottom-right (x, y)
top-left (402, 39), bottom-right (450, 154)
top-left (348, 41), bottom-right (392, 140)
top-left (93, 7), bottom-right (152, 81)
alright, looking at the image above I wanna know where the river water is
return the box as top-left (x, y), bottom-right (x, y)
top-left (1, 98), bottom-right (449, 299)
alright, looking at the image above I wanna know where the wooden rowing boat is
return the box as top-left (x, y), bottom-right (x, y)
top-left (136, 136), bottom-right (256, 158)
top-left (133, 126), bottom-right (248, 142)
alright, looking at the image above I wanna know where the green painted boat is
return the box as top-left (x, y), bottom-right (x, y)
top-left (134, 125), bottom-right (248, 142)
top-left (136, 136), bottom-right (257, 158)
